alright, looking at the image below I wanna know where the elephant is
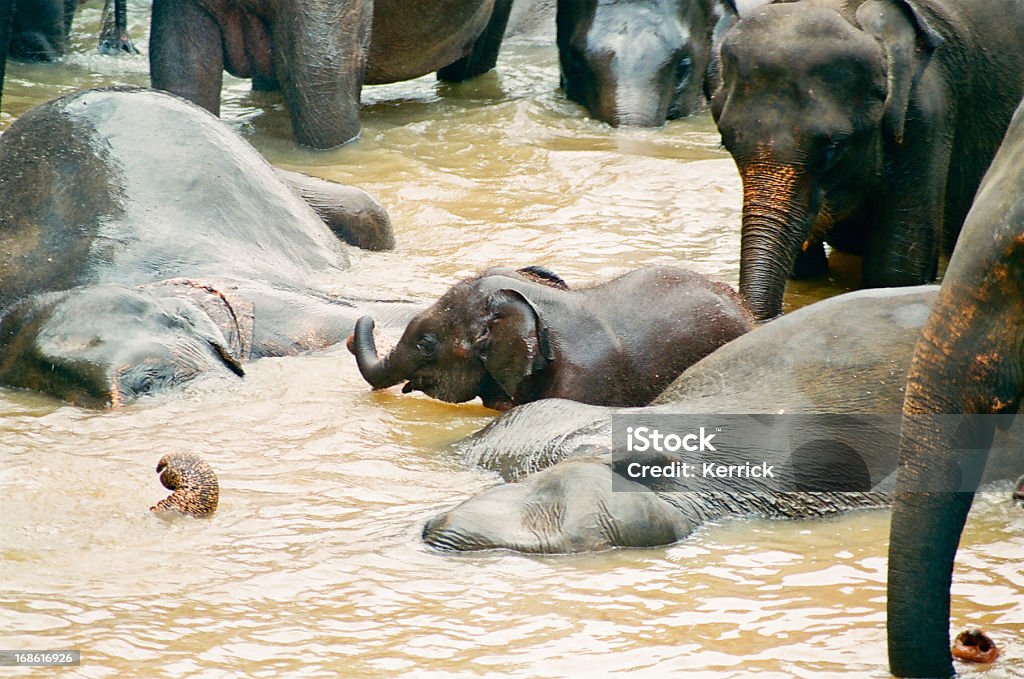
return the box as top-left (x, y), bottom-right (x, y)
top-left (0, 87), bottom-right (417, 407)
top-left (711, 0), bottom-right (1024, 320)
top-left (423, 285), bottom-right (1024, 553)
top-left (557, 0), bottom-right (741, 127)
top-left (1015, 475), bottom-right (1024, 505)
top-left (149, 0), bottom-right (515, 149)
top-left (349, 265), bottom-right (754, 410)
top-left (885, 98), bottom-right (1024, 678)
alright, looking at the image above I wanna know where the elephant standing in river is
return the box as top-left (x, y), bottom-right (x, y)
top-left (0, 87), bottom-right (414, 407)
top-left (712, 0), bottom-right (1024, 320)
top-left (351, 265), bottom-right (753, 410)
top-left (149, 0), bottom-right (514, 149)
top-left (886, 99), bottom-right (1024, 679)
top-left (557, 0), bottom-right (740, 126)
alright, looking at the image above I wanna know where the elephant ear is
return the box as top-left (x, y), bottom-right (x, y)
top-left (477, 288), bottom-right (555, 400)
top-left (856, 0), bottom-right (943, 145)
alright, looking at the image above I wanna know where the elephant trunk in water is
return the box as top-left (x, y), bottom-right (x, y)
top-left (884, 315), bottom-right (995, 675)
top-left (886, 101), bottom-right (1024, 676)
top-left (737, 158), bottom-right (817, 320)
top-left (351, 316), bottom-right (409, 390)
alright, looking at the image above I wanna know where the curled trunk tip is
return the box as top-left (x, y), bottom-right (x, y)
top-left (351, 316), bottom-right (404, 390)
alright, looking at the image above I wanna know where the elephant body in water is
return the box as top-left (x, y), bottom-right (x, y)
top-left (0, 87), bottom-right (414, 407)
top-left (424, 286), bottom-right (1022, 553)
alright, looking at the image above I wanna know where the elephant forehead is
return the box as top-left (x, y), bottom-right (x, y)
top-left (727, 4), bottom-right (880, 68)
top-left (586, 2), bottom-right (691, 55)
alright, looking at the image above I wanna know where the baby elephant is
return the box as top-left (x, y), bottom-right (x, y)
top-left (349, 266), bottom-right (753, 410)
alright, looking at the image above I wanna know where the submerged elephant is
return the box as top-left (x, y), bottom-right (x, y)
top-left (712, 0), bottom-right (1024, 320)
top-left (557, 0), bottom-right (741, 126)
top-left (0, 87), bottom-right (414, 407)
top-left (424, 285), bottom-right (977, 553)
top-left (886, 99), bottom-right (1024, 678)
top-left (350, 265), bottom-right (753, 410)
top-left (149, 0), bottom-right (515, 149)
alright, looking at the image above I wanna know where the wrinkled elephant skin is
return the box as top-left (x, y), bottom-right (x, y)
top-left (886, 98), bottom-right (1024, 679)
top-left (149, 0), bottom-right (514, 149)
top-left (712, 0), bottom-right (1024, 320)
top-left (0, 87), bottom-right (412, 407)
top-left (351, 265), bottom-right (753, 410)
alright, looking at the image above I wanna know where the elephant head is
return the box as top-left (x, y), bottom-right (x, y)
top-left (558, 0), bottom-right (738, 127)
top-left (885, 101), bottom-right (1024, 677)
top-left (712, 0), bottom-right (941, 319)
top-left (350, 269), bottom-right (563, 410)
top-left (0, 283), bottom-right (247, 408)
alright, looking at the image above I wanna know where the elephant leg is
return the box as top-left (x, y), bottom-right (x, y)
top-left (437, 0), bottom-right (514, 82)
top-left (274, 168), bottom-right (395, 251)
top-left (271, 0), bottom-right (371, 149)
top-left (150, 0), bottom-right (225, 116)
top-left (98, 0), bottom-right (139, 55)
top-left (862, 151), bottom-right (948, 288)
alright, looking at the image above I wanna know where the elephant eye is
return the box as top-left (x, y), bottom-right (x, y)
top-left (416, 334), bottom-right (438, 357)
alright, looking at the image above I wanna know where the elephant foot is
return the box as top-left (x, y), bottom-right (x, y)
top-left (1013, 474), bottom-right (1024, 504)
top-left (98, 33), bottom-right (139, 55)
top-left (150, 453), bottom-right (219, 518)
top-left (951, 628), bottom-right (999, 664)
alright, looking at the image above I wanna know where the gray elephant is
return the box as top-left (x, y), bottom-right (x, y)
top-left (557, 0), bottom-right (740, 126)
top-left (349, 265), bottom-right (753, 410)
top-left (886, 99), bottom-right (1024, 678)
top-left (149, 0), bottom-right (515, 149)
top-left (0, 87), bottom-right (414, 407)
top-left (712, 0), bottom-right (1024, 320)
top-left (423, 285), bottom-right (1016, 553)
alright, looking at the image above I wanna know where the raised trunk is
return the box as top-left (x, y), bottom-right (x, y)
top-left (351, 316), bottom-right (407, 390)
top-left (737, 161), bottom-right (815, 320)
top-left (273, 0), bottom-right (371, 149)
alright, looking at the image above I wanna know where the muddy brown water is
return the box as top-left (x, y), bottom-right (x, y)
top-left (1, 3), bottom-right (1021, 677)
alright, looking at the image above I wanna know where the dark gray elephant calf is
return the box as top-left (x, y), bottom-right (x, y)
top-left (350, 265), bottom-right (753, 410)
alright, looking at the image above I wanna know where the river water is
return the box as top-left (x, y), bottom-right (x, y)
top-left (1, 3), bottom-right (1021, 677)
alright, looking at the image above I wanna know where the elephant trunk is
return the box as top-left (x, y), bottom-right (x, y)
top-left (351, 316), bottom-right (408, 390)
top-left (737, 161), bottom-right (815, 321)
top-left (887, 297), bottom-right (1004, 678)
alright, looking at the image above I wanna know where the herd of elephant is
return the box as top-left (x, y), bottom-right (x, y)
top-left (2, 0), bottom-right (1024, 677)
